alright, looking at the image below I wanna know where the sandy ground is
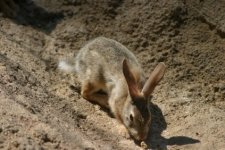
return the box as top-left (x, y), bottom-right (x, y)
top-left (0, 0), bottom-right (225, 149)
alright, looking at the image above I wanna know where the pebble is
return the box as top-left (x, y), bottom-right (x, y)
top-left (140, 141), bottom-right (148, 149)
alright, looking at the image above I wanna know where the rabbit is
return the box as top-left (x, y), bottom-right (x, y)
top-left (59, 37), bottom-right (166, 141)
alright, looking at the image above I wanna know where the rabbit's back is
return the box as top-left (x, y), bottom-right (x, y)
top-left (75, 37), bottom-right (141, 81)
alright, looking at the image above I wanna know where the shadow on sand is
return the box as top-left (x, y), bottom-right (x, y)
top-left (146, 102), bottom-right (200, 149)
top-left (1, 0), bottom-right (63, 33)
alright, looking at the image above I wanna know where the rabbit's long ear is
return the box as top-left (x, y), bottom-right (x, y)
top-left (122, 59), bottom-right (140, 98)
top-left (141, 62), bottom-right (166, 98)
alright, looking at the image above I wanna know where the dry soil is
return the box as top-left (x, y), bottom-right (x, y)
top-left (0, 0), bottom-right (225, 150)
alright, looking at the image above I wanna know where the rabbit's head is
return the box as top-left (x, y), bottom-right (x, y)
top-left (122, 59), bottom-right (166, 141)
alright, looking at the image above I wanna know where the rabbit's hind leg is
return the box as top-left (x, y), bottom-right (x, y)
top-left (81, 80), bottom-right (109, 108)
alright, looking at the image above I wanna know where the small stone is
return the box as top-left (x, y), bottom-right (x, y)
top-left (11, 141), bottom-right (19, 147)
top-left (140, 141), bottom-right (148, 149)
top-left (219, 83), bottom-right (225, 91)
top-left (94, 105), bottom-right (100, 111)
top-left (78, 113), bottom-right (87, 119)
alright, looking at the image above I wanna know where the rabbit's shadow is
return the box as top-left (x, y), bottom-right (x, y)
top-left (146, 102), bottom-right (200, 149)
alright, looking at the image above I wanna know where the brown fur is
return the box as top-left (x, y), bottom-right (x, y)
top-left (59, 37), bottom-right (166, 141)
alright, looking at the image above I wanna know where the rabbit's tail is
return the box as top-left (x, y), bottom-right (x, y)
top-left (58, 58), bottom-right (76, 73)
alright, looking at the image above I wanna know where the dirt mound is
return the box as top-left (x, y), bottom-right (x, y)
top-left (0, 0), bottom-right (225, 149)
